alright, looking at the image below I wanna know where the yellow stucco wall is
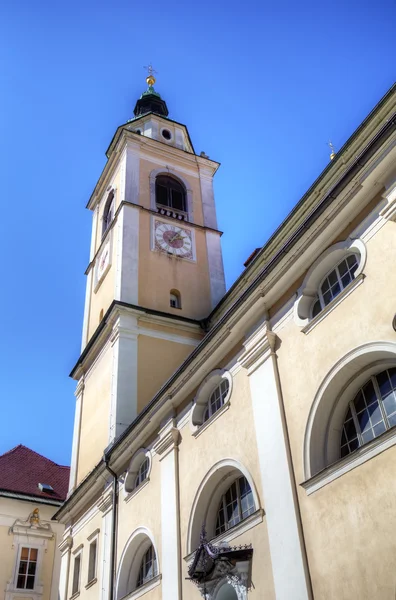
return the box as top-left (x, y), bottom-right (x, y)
top-left (275, 219), bottom-right (396, 598)
top-left (77, 344), bottom-right (112, 484)
top-left (137, 335), bottom-right (196, 412)
top-left (137, 210), bottom-right (213, 320)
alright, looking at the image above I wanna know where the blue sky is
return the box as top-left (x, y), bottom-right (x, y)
top-left (0, 0), bottom-right (394, 466)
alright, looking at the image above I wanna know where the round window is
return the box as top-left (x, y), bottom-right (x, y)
top-left (161, 129), bottom-right (172, 140)
top-left (135, 129), bottom-right (142, 135)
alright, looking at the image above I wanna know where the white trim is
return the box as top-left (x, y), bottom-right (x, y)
top-left (302, 426), bottom-right (396, 494)
top-left (124, 478), bottom-right (150, 504)
top-left (120, 574), bottom-right (161, 600)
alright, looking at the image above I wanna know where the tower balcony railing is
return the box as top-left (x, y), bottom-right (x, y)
top-left (156, 203), bottom-right (188, 221)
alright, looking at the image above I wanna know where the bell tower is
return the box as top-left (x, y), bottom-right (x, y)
top-left (68, 72), bottom-right (226, 492)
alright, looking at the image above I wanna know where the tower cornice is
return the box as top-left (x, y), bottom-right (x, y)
top-left (87, 128), bottom-right (219, 211)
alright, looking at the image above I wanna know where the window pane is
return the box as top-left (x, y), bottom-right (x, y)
top-left (28, 562), bottom-right (37, 575)
top-left (330, 281), bottom-right (341, 298)
top-left (338, 260), bottom-right (348, 276)
top-left (362, 428), bottom-right (375, 444)
top-left (26, 576), bottom-right (35, 590)
top-left (383, 392), bottom-right (396, 420)
top-left (156, 184), bottom-right (168, 206)
top-left (377, 370), bottom-right (392, 397)
top-left (389, 367), bottom-right (396, 388)
top-left (312, 298), bottom-right (321, 317)
top-left (328, 270), bottom-right (338, 286)
top-left (344, 417), bottom-right (358, 441)
top-left (322, 290), bottom-right (332, 306)
top-left (362, 380), bottom-right (377, 406)
top-left (388, 412), bottom-right (396, 427)
top-left (341, 272), bottom-right (352, 288)
top-left (171, 189), bottom-right (184, 211)
top-left (348, 438), bottom-right (359, 452)
top-left (19, 561), bottom-right (27, 575)
top-left (17, 575), bottom-right (25, 589)
top-left (373, 421), bottom-right (386, 437)
top-left (21, 548), bottom-right (29, 560)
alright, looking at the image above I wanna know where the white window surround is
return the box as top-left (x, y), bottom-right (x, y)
top-left (71, 545), bottom-right (83, 598)
top-left (186, 458), bottom-right (261, 555)
top-left (149, 168), bottom-right (193, 222)
top-left (115, 527), bottom-right (160, 600)
top-left (7, 543), bottom-right (44, 598)
top-left (294, 238), bottom-right (367, 328)
top-left (190, 369), bottom-right (233, 431)
top-left (124, 448), bottom-right (152, 494)
top-left (86, 529), bottom-right (99, 587)
top-left (303, 341), bottom-right (396, 492)
top-left (160, 127), bottom-right (173, 142)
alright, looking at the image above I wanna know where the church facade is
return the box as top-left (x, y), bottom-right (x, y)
top-left (55, 77), bottom-right (396, 599)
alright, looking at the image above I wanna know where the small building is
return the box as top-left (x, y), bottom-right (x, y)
top-left (0, 445), bottom-right (69, 600)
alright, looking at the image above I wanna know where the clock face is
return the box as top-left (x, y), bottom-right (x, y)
top-left (154, 220), bottom-right (193, 259)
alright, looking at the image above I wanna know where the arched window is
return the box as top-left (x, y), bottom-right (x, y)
top-left (102, 191), bottom-right (115, 237)
top-left (136, 545), bottom-right (157, 588)
top-left (215, 476), bottom-right (255, 536)
top-left (124, 449), bottom-right (151, 494)
top-left (341, 368), bottom-right (396, 457)
top-left (170, 289), bottom-right (181, 309)
top-left (155, 175), bottom-right (186, 213)
top-left (311, 253), bottom-right (360, 317)
top-left (134, 457), bottom-right (149, 489)
top-left (203, 379), bottom-right (230, 423)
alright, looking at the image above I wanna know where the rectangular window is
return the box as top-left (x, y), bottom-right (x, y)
top-left (87, 540), bottom-right (97, 583)
top-left (17, 547), bottom-right (38, 590)
top-left (72, 554), bottom-right (81, 596)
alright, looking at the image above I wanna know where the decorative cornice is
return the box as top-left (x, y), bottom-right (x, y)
top-left (153, 419), bottom-right (180, 460)
top-left (238, 321), bottom-right (277, 375)
top-left (380, 180), bottom-right (396, 221)
top-left (97, 488), bottom-right (113, 514)
top-left (74, 378), bottom-right (85, 399)
top-left (59, 535), bottom-right (73, 555)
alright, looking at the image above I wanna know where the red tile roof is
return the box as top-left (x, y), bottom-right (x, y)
top-left (0, 445), bottom-right (70, 502)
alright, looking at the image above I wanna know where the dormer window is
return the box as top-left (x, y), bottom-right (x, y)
top-left (102, 190), bottom-right (115, 238)
top-left (155, 175), bottom-right (186, 213)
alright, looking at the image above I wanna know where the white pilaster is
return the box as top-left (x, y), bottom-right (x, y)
top-left (114, 204), bottom-right (139, 304)
top-left (81, 206), bottom-right (99, 350)
top-left (239, 321), bottom-right (312, 600)
top-left (109, 313), bottom-right (138, 442)
top-left (124, 142), bottom-right (140, 204)
top-left (153, 418), bottom-right (181, 600)
top-left (199, 167), bottom-right (218, 229)
top-left (206, 231), bottom-right (226, 309)
top-left (58, 532), bottom-right (73, 600)
top-left (380, 178), bottom-right (396, 221)
top-left (68, 378), bottom-right (84, 494)
top-left (98, 489), bottom-right (113, 600)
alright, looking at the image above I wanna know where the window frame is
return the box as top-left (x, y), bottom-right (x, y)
top-left (340, 368), bottom-right (396, 458)
top-left (71, 547), bottom-right (83, 597)
top-left (136, 544), bottom-right (157, 589)
top-left (155, 175), bottom-right (187, 214)
top-left (294, 238), bottom-right (367, 329)
top-left (310, 252), bottom-right (360, 317)
top-left (101, 189), bottom-right (115, 239)
top-left (124, 449), bottom-right (152, 496)
top-left (191, 370), bottom-right (233, 431)
top-left (214, 476), bottom-right (255, 537)
top-left (16, 546), bottom-right (39, 591)
top-left (203, 379), bottom-right (230, 423)
top-left (86, 532), bottom-right (99, 586)
top-left (134, 457), bottom-right (150, 489)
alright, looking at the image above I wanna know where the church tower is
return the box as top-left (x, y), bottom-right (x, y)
top-left (68, 71), bottom-right (225, 492)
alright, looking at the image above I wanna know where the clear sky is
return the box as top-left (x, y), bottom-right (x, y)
top-left (0, 0), bottom-right (394, 466)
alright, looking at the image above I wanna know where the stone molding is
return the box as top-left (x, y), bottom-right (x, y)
top-left (153, 419), bottom-right (180, 460)
top-left (97, 488), bottom-right (113, 515)
top-left (380, 180), bottom-right (396, 221)
top-left (238, 320), bottom-right (277, 375)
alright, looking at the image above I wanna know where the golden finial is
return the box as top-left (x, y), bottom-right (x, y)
top-left (144, 63), bottom-right (157, 87)
top-left (328, 140), bottom-right (336, 161)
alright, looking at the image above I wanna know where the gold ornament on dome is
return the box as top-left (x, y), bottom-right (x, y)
top-left (144, 63), bottom-right (157, 87)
